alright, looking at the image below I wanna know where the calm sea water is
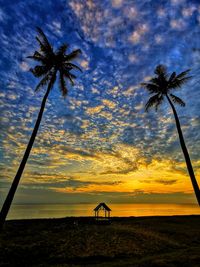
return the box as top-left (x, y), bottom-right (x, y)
top-left (7, 203), bottom-right (200, 220)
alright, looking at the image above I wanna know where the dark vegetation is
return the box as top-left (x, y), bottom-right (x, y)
top-left (1, 216), bottom-right (200, 267)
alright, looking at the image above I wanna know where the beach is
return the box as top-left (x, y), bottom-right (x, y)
top-left (1, 215), bottom-right (200, 267)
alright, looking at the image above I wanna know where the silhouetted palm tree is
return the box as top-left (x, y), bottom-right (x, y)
top-left (0, 27), bottom-right (82, 229)
top-left (141, 65), bottom-right (200, 205)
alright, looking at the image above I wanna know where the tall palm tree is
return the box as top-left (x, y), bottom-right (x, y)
top-left (0, 27), bottom-right (82, 229)
top-left (141, 64), bottom-right (200, 205)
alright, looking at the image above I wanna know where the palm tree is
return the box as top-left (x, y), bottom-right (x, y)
top-left (141, 64), bottom-right (200, 205)
top-left (0, 27), bottom-right (82, 229)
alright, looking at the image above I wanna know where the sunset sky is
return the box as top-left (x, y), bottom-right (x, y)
top-left (0, 0), bottom-right (200, 205)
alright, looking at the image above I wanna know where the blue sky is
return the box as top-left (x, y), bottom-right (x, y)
top-left (0, 0), bottom-right (200, 204)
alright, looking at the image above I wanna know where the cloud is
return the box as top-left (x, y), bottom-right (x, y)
top-left (102, 99), bottom-right (116, 109)
top-left (19, 61), bottom-right (29, 72)
top-left (101, 165), bottom-right (137, 175)
top-left (140, 179), bottom-right (178, 185)
top-left (21, 177), bottom-right (123, 190)
top-left (86, 105), bottom-right (104, 115)
top-left (155, 179), bottom-right (178, 185)
top-left (1, 188), bottom-right (196, 205)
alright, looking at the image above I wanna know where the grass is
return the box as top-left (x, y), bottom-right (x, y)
top-left (0, 216), bottom-right (200, 266)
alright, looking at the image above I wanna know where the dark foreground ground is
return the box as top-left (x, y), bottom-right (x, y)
top-left (0, 216), bottom-right (200, 267)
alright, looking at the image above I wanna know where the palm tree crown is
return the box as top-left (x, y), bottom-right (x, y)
top-left (141, 64), bottom-right (191, 111)
top-left (28, 27), bottom-right (82, 96)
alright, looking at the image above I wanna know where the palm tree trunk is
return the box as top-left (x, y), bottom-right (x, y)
top-left (0, 83), bottom-right (52, 230)
top-left (166, 94), bottom-right (200, 205)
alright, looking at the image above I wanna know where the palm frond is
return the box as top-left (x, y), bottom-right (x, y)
top-left (64, 72), bottom-right (76, 85)
top-left (64, 62), bottom-right (82, 72)
top-left (56, 44), bottom-right (68, 56)
top-left (35, 72), bottom-right (52, 91)
top-left (141, 82), bottom-right (159, 94)
top-left (170, 93), bottom-right (185, 107)
top-left (168, 72), bottom-right (176, 83)
top-left (151, 77), bottom-right (167, 91)
top-left (70, 73), bottom-right (76, 79)
top-left (36, 37), bottom-right (53, 57)
top-left (176, 69), bottom-right (190, 79)
top-left (155, 94), bottom-right (164, 110)
top-left (35, 28), bottom-right (53, 58)
top-left (36, 27), bottom-right (53, 53)
top-left (64, 49), bottom-right (81, 61)
top-left (27, 51), bottom-right (46, 63)
top-left (30, 65), bottom-right (50, 77)
top-left (149, 77), bottom-right (160, 85)
top-left (168, 76), bottom-right (191, 89)
top-left (59, 71), bottom-right (68, 97)
top-left (145, 93), bottom-right (163, 111)
top-left (154, 65), bottom-right (167, 76)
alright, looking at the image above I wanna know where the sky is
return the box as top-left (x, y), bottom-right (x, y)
top-left (0, 0), bottom-right (200, 205)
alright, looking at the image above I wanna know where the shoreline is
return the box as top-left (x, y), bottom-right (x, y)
top-left (5, 213), bottom-right (200, 222)
top-left (5, 213), bottom-right (200, 221)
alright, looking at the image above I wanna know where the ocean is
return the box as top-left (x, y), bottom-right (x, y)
top-left (6, 203), bottom-right (200, 220)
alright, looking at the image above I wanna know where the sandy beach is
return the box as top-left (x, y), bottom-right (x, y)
top-left (1, 215), bottom-right (200, 267)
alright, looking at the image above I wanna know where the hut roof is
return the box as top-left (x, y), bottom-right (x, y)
top-left (94, 202), bottom-right (111, 211)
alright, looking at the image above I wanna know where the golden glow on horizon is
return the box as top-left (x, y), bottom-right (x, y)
top-left (3, 133), bottom-right (199, 200)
